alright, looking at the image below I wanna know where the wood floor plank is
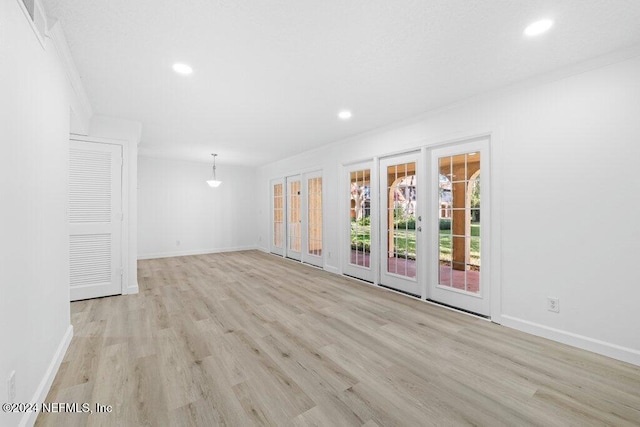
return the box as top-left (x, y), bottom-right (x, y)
top-left (257, 326), bottom-right (357, 398)
top-left (37, 250), bottom-right (640, 426)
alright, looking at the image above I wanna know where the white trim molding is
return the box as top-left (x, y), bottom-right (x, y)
top-left (501, 315), bottom-right (640, 366)
top-left (21, 325), bottom-right (73, 427)
top-left (15, 0), bottom-right (47, 49)
top-left (125, 284), bottom-right (139, 295)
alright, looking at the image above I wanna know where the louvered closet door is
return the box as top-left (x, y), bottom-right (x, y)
top-left (69, 141), bottom-right (123, 301)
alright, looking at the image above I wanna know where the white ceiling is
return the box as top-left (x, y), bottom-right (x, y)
top-left (43, 0), bottom-right (640, 166)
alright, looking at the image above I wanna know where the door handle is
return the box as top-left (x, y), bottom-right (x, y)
top-left (417, 226), bottom-right (422, 232)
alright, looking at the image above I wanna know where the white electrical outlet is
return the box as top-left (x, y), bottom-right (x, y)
top-left (547, 297), bottom-right (559, 313)
top-left (8, 371), bottom-right (16, 403)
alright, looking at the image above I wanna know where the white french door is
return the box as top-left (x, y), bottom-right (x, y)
top-left (285, 175), bottom-right (302, 261)
top-left (304, 172), bottom-right (323, 267)
top-left (69, 140), bottom-right (123, 301)
top-left (379, 153), bottom-right (422, 296)
top-left (343, 162), bottom-right (376, 282)
top-left (270, 178), bottom-right (285, 256)
top-left (428, 138), bottom-right (490, 316)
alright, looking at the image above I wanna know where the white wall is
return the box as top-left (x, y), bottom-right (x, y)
top-left (0, 2), bottom-right (73, 426)
top-left (256, 51), bottom-right (640, 365)
top-left (138, 157), bottom-right (257, 259)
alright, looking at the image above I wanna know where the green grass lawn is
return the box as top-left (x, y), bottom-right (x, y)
top-left (438, 231), bottom-right (480, 265)
top-left (351, 222), bottom-right (480, 264)
top-left (351, 224), bottom-right (372, 252)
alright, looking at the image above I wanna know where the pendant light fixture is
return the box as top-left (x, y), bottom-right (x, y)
top-left (206, 153), bottom-right (222, 187)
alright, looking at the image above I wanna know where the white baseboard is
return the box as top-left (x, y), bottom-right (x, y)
top-left (501, 315), bottom-right (640, 366)
top-left (21, 324), bottom-right (73, 427)
top-left (125, 282), bottom-right (139, 295)
top-left (137, 245), bottom-right (257, 260)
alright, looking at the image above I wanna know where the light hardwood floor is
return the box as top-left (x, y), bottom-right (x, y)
top-left (37, 251), bottom-right (640, 426)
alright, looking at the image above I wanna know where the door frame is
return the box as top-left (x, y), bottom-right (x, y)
top-left (342, 160), bottom-right (378, 282)
top-left (378, 151), bottom-right (423, 296)
top-left (425, 136), bottom-right (492, 317)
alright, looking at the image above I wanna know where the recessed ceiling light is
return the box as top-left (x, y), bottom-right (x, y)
top-left (524, 19), bottom-right (553, 37)
top-left (173, 63), bottom-right (193, 75)
top-left (338, 110), bottom-right (352, 120)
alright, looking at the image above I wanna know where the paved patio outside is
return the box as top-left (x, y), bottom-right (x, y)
top-left (349, 250), bottom-right (479, 293)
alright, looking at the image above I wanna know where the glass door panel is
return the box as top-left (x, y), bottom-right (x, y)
top-left (307, 177), bottom-right (322, 256)
top-left (350, 169), bottom-right (371, 268)
top-left (438, 153), bottom-right (480, 292)
top-left (271, 181), bottom-right (285, 255)
top-left (286, 175), bottom-right (302, 260)
top-left (304, 173), bottom-right (323, 267)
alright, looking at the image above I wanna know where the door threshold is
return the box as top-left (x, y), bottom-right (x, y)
top-left (378, 284), bottom-right (420, 299)
top-left (375, 283), bottom-right (489, 321)
top-left (344, 274), bottom-right (373, 284)
top-left (426, 299), bottom-right (489, 319)
top-left (302, 262), bottom-right (323, 270)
